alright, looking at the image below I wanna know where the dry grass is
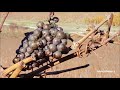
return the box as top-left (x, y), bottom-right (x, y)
top-left (83, 12), bottom-right (120, 26)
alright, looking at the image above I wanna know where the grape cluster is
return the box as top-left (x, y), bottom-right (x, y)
top-left (13, 17), bottom-right (72, 71)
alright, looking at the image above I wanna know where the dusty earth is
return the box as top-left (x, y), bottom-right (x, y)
top-left (0, 12), bottom-right (120, 78)
top-left (0, 30), bottom-right (120, 78)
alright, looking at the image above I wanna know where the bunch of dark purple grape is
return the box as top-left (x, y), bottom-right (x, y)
top-left (13, 18), bottom-right (73, 71)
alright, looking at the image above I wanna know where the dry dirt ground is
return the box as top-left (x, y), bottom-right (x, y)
top-left (0, 30), bottom-right (120, 78)
top-left (0, 12), bottom-right (120, 78)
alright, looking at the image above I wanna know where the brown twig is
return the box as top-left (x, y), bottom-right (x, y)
top-left (0, 12), bottom-right (9, 32)
top-left (48, 12), bottom-right (54, 23)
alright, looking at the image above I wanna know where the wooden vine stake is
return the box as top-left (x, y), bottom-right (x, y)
top-left (9, 61), bottom-right (25, 78)
top-left (2, 57), bottom-right (33, 77)
top-left (106, 13), bottom-right (114, 38)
